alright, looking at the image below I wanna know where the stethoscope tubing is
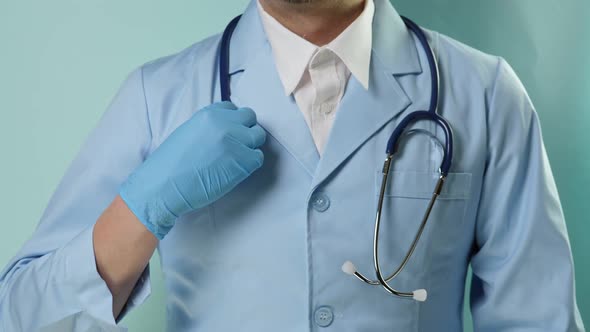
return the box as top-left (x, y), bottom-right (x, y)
top-left (218, 13), bottom-right (454, 302)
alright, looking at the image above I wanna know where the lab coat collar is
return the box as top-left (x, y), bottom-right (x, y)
top-left (230, 0), bottom-right (320, 176)
top-left (229, 0), bottom-right (422, 76)
top-left (227, 0), bottom-right (267, 76)
top-left (229, 0), bottom-right (423, 186)
top-left (311, 0), bottom-right (423, 189)
top-left (371, 0), bottom-right (423, 75)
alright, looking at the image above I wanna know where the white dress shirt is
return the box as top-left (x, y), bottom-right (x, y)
top-left (257, 0), bottom-right (375, 154)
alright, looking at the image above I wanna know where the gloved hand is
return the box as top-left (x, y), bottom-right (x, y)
top-left (119, 101), bottom-right (266, 240)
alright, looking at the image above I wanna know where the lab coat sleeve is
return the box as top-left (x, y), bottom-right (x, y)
top-left (469, 58), bottom-right (585, 331)
top-left (0, 67), bottom-right (154, 331)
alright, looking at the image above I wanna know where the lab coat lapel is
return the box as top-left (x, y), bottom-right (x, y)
top-left (310, 0), bottom-right (423, 190)
top-left (229, 1), bottom-right (320, 176)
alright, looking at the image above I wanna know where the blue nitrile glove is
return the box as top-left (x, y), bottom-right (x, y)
top-left (119, 101), bottom-right (266, 239)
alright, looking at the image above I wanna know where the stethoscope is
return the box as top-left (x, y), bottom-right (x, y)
top-left (219, 14), bottom-right (453, 303)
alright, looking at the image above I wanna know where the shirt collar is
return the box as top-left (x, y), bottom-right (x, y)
top-left (257, 0), bottom-right (375, 95)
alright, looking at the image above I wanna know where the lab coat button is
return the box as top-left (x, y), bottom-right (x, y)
top-left (311, 193), bottom-right (330, 212)
top-left (314, 306), bottom-right (334, 327)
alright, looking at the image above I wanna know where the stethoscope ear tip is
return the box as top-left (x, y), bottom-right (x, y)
top-left (342, 261), bottom-right (357, 275)
top-left (413, 289), bottom-right (428, 302)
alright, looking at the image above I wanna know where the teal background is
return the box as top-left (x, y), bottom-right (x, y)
top-left (0, 0), bottom-right (587, 330)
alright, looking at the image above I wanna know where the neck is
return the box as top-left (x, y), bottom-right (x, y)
top-left (259, 0), bottom-right (366, 46)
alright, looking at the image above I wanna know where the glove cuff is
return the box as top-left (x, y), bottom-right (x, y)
top-left (119, 185), bottom-right (176, 240)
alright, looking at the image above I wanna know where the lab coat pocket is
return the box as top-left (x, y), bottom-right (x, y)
top-left (373, 171), bottom-right (472, 281)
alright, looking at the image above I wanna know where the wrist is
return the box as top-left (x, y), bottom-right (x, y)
top-left (119, 186), bottom-right (177, 240)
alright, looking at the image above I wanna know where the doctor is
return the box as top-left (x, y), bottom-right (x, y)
top-left (0, 0), bottom-right (585, 331)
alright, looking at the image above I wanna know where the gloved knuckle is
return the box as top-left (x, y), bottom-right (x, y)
top-left (258, 130), bottom-right (267, 144)
top-left (251, 126), bottom-right (266, 143)
top-left (240, 107), bottom-right (257, 121)
top-left (254, 150), bottom-right (264, 168)
top-left (220, 134), bottom-right (237, 148)
top-left (198, 107), bottom-right (216, 123)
